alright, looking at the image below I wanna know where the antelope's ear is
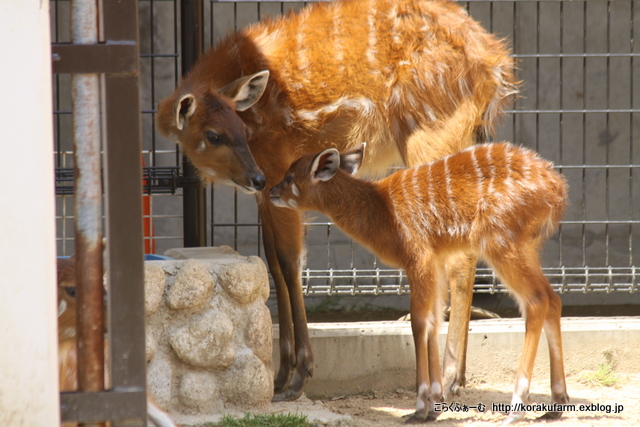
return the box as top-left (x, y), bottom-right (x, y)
top-left (175, 94), bottom-right (196, 131)
top-left (340, 143), bottom-right (366, 175)
top-left (310, 148), bottom-right (340, 183)
top-left (219, 70), bottom-right (270, 112)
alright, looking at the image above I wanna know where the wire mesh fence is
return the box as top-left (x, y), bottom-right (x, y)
top-left (52, 0), bottom-right (639, 296)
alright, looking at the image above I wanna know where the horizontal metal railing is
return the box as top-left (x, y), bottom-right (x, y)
top-left (299, 266), bottom-right (638, 296)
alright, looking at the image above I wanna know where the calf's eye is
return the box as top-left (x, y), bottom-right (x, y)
top-left (207, 131), bottom-right (222, 144)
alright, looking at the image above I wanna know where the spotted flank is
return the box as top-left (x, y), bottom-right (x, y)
top-left (384, 143), bottom-right (567, 252)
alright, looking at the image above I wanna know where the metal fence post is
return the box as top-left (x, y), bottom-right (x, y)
top-left (70, 3), bottom-right (106, 421)
top-left (54, 0), bottom-right (147, 424)
top-left (181, 0), bottom-right (207, 247)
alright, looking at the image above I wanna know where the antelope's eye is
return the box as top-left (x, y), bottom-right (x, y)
top-left (206, 131), bottom-right (222, 145)
top-left (284, 175), bottom-right (293, 184)
top-left (64, 287), bottom-right (76, 298)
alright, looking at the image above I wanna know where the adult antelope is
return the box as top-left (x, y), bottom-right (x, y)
top-left (157, 0), bottom-right (518, 401)
top-left (270, 142), bottom-right (569, 423)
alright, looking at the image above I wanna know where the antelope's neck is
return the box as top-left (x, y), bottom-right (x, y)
top-left (316, 173), bottom-right (397, 255)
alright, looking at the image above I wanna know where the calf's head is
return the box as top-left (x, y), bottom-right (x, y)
top-left (270, 143), bottom-right (366, 210)
top-left (57, 257), bottom-right (78, 340)
top-left (157, 70), bottom-right (269, 193)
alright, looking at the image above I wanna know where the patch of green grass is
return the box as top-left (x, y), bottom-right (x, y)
top-left (207, 412), bottom-right (310, 427)
top-left (578, 352), bottom-right (618, 387)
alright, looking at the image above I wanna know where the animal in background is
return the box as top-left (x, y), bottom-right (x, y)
top-left (270, 142), bottom-right (569, 424)
top-left (56, 258), bottom-right (178, 427)
top-left (157, 0), bottom-right (518, 400)
top-left (57, 257), bottom-right (78, 341)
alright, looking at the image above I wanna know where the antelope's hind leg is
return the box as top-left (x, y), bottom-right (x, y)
top-left (539, 287), bottom-right (569, 420)
top-left (490, 249), bottom-right (568, 425)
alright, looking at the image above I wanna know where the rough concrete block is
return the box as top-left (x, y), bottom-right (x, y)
top-left (178, 371), bottom-right (220, 413)
top-left (144, 263), bottom-right (165, 315)
top-left (166, 259), bottom-right (215, 310)
top-left (245, 304), bottom-right (274, 367)
top-left (146, 353), bottom-right (174, 409)
top-left (221, 353), bottom-right (273, 408)
top-left (144, 247), bottom-right (273, 424)
top-left (169, 310), bottom-right (235, 370)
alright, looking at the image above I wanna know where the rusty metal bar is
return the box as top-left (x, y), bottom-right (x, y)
top-left (52, 44), bottom-right (139, 74)
top-left (101, 0), bottom-right (147, 425)
top-left (102, 73), bottom-right (148, 427)
top-left (60, 390), bottom-right (146, 423)
top-left (70, 2), bottom-right (105, 427)
top-left (182, 0), bottom-right (207, 247)
top-left (56, 0), bottom-right (146, 424)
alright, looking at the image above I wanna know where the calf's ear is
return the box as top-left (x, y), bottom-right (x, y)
top-left (340, 143), bottom-right (366, 175)
top-left (310, 148), bottom-right (341, 183)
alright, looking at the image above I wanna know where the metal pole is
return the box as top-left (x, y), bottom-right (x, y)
top-left (70, 3), bottom-right (105, 427)
top-left (181, 0), bottom-right (207, 247)
top-left (102, 1), bottom-right (148, 425)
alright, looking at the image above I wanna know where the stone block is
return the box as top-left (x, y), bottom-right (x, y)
top-left (221, 353), bottom-right (273, 408)
top-left (146, 353), bottom-right (173, 409)
top-left (169, 310), bottom-right (235, 370)
top-left (144, 247), bottom-right (273, 423)
top-left (178, 371), bottom-right (220, 412)
top-left (245, 304), bottom-right (274, 367)
top-left (144, 263), bottom-right (166, 315)
top-left (166, 259), bottom-right (214, 310)
top-left (216, 259), bottom-right (268, 305)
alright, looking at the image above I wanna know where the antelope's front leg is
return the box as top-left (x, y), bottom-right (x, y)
top-left (260, 206), bottom-right (294, 395)
top-left (405, 267), bottom-right (443, 423)
top-left (260, 200), bottom-right (314, 401)
top-left (442, 253), bottom-right (477, 399)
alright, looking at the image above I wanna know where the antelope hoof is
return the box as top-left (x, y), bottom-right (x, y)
top-left (442, 363), bottom-right (466, 400)
top-left (404, 414), bottom-right (426, 424)
top-left (442, 376), bottom-right (464, 400)
top-left (540, 394), bottom-right (569, 420)
top-left (403, 409), bottom-right (439, 424)
top-left (273, 367), bottom-right (293, 394)
top-left (272, 366), bottom-right (312, 402)
top-left (272, 387), bottom-right (304, 402)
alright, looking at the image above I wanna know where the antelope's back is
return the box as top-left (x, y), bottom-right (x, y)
top-left (177, 0), bottom-right (518, 175)
top-left (382, 143), bottom-right (567, 249)
top-left (249, 0), bottom-right (512, 105)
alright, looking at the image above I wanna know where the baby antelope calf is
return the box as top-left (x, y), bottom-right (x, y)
top-left (56, 257), bottom-right (178, 427)
top-left (270, 142), bottom-right (569, 424)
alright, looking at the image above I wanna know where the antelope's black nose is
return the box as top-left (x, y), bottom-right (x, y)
top-left (253, 174), bottom-right (267, 192)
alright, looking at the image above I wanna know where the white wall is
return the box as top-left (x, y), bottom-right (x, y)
top-left (0, 1), bottom-right (59, 425)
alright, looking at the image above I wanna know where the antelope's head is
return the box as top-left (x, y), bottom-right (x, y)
top-left (157, 70), bottom-right (269, 194)
top-left (270, 143), bottom-right (366, 210)
top-left (57, 257), bottom-right (78, 341)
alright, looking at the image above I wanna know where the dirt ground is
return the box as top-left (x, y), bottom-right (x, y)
top-left (195, 371), bottom-right (637, 427)
top-left (307, 373), bottom-right (639, 426)
top-left (262, 312), bottom-right (639, 427)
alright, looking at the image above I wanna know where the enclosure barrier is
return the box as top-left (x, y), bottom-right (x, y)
top-left (52, 0), bottom-right (147, 424)
top-left (52, 0), bottom-right (638, 299)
